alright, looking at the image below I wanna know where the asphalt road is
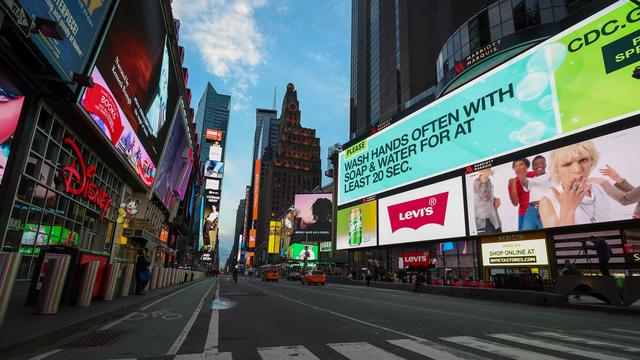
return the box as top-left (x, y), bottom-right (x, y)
top-left (19, 276), bottom-right (640, 360)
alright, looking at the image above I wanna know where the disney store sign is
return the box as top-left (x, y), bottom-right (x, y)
top-left (60, 138), bottom-right (112, 220)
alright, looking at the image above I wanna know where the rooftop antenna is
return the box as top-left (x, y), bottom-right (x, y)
top-left (272, 85), bottom-right (277, 110)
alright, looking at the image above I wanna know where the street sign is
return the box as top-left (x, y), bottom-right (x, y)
top-left (0, 0), bottom-right (33, 36)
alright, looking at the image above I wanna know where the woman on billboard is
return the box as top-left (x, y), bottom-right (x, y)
top-left (539, 141), bottom-right (610, 227)
top-left (591, 165), bottom-right (640, 219)
top-left (473, 168), bottom-right (502, 233)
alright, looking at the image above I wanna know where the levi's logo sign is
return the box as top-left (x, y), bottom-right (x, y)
top-left (387, 192), bottom-right (448, 232)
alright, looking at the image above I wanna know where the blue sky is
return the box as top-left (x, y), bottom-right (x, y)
top-left (172, 0), bottom-right (351, 263)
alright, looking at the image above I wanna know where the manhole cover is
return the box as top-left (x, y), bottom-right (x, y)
top-left (63, 329), bottom-right (127, 348)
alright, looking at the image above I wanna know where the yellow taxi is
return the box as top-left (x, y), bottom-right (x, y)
top-left (262, 270), bottom-right (279, 282)
top-left (302, 270), bottom-right (326, 285)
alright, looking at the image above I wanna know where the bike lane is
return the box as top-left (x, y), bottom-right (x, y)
top-left (21, 278), bottom-right (216, 360)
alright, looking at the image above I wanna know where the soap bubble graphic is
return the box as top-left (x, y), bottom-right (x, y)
top-left (516, 72), bottom-right (548, 101)
top-left (509, 121), bottom-right (547, 145)
top-left (527, 43), bottom-right (568, 73)
top-left (539, 95), bottom-right (554, 112)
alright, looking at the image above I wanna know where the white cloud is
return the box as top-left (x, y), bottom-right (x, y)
top-left (173, 0), bottom-right (266, 107)
top-left (276, 0), bottom-right (288, 14)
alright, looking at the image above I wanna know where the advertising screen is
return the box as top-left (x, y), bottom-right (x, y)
top-left (466, 125), bottom-right (640, 235)
top-left (294, 193), bottom-right (332, 241)
top-left (336, 200), bottom-right (377, 250)
top-left (209, 145), bottom-right (223, 162)
top-left (202, 203), bottom-right (219, 250)
top-left (268, 221), bottom-right (281, 254)
top-left (481, 237), bottom-right (548, 267)
top-left (338, 1), bottom-right (640, 205)
top-left (378, 178), bottom-right (465, 245)
top-left (249, 229), bottom-right (256, 248)
top-left (80, 0), bottom-right (172, 187)
top-left (204, 160), bottom-right (224, 179)
top-left (205, 179), bottom-right (220, 191)
top-left (0, 72), bottom-right (25, 187)
top-left (319, 242), bottom-right (332, 252)
top-left (20, 0), bottom-right (112, 82)
top-left (252, 159), bottom-right (261, 220)
top-left (287, 243), bottom-right (319, 261)
top-left (206, 129), bottom-right (223, 142)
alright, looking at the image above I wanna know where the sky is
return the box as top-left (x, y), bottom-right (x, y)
top-left (172, 0), bottom-right (351, 264)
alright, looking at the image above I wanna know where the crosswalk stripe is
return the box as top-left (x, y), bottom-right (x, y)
top-left (441, 336), bottom-right (566, 360)
top-left (532, 331), bottom-right (640, 352)
top-left (490, 333), bottom-right (632, 360)
top-left (609, 328), bottom-right (640, 336)
top-left (388, 339), bottom-right (484, 360)
top-left (578, 329), bottom-right (640, 342)
top-left (328, 342), bottom-right (405, 360)
top-left (257, 345), bottom-right (320, 360)
top-left (174, 353), bottom-right (233, 359)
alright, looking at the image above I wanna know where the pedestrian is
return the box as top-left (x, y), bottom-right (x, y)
top-left (365, 271), bottom-right (372, 287)
top-left (414, 272), bottom-right (425, 292)
top-left (135, 249), bottom-right (151, 295)
top-left (584, 236), bottom-right (613, 276)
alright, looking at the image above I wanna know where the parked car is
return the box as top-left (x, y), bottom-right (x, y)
top-left (302, 270), bottom-right (326, 285)
top-left (262, 270), bottom-right (279, 282)
top-left (287, 272), bottom-right (302, 281)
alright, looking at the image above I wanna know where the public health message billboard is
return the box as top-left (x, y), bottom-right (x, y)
top-left (466, 125), bottom-right (640, 235)
top-left (378, 178), bottom-right (465, 245)
top-left (336, 200), bottom-right (377, 250)
top-left (338, 1), bottom-right (640, 205)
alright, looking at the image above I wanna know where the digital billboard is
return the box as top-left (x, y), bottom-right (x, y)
top-left (0, 72), bottom-right (25, 187)
top-left (481, 233), bottom-right (549, 267)
top-left (205, 129), bottom-right (223, 142)
top-left (209, 144), bottom-right (223, 162)
top-left (252, 159), bottom-right (261, 221)
top-left (205, 179), bottom-right (220, 191)
top-left (466, 125), bottom-right (640, 235)
top-left (268, 221), bottom-right (281, 254)
top-left (202, 203), bottom-right (219, 250)
top-left (287, 243), bottom-right (319, 261)
top-left (80, 0), bottom-right (172, 187)
top-left (204, 160), bottom-right (224, 179)
top-left (249, 229), bottom-right (256, 248)
top-left (336, 200), bottom-right (377, 250)
top-left (20, 0), bottom-right (113, 83)
top-left (294, 193), bottom-right (332, 241)
top-left (378, 178), bottom-right (466, 245)
top-left (338, 1), bottom-right (640, 205)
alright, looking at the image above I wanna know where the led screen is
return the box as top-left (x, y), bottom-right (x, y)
top-left (336, 200), bottom-right (377, 250)
top-left (287, 243), bottom-right (319, 261)
top-left (0, 73), bottom-right (25, 187)
top-left (204, 160), bottom-right (224, 179)
top-left (338, 1), bottom-right (640, 205)
top-left (294, 193), bottom-right (332, 241)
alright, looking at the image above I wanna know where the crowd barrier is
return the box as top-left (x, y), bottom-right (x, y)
top-left (102, 263), bottom-right (121, 301)
top-left (76, 261), bottom-right (100, 307)
top-left (35, 256), bottom-right (71, 315)
top-left (0, 252), bottom-right (21, 326)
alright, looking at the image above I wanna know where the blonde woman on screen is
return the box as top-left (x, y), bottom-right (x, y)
top-left (539, 141), bottom-right (610, 227)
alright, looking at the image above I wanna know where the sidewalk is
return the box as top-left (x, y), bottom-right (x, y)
top-left (0, 277), bottom-right (207, 357)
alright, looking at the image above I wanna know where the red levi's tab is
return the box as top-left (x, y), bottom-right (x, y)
top-left (401, 252), bottom-right (430, 267)
top-left (387, 191), bottom-right (449, 233)
top-left (83, 83), bottom-right (124, 144)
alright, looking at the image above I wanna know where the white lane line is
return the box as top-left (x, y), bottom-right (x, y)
top-left (257, 345), bottom-right (320, 360)
top-left (609, 328), bottom-right (640, 336)
top-left (490, 333), bottom-right (632, 360)
top-left (99, 280), bottom-right (207, 331)
top-left (174, 353), bottom-right (232, 359)
top-left (328, 342), bottom-right (405, 360)
top-left (388, 339), bottom-right (486, 360)
top-left (244, 281), bottom-right (426, 342)
top-left (264, 281), bottom-right (556, 331)
top-left (203, 280), bottom-right (221, 354)
top-left (578, 329), bottom-right (640, 342)
top-left (532, 331), bottom-right (640, 352)
top-left (441, 336), bottom-right (566, 360)
top-left (166, 280), bottom-right (216, 355)
top-left (27, 349), bottom-right (63, 360)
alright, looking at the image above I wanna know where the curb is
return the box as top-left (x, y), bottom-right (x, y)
top-left (559, 302), bottom-right (640, 316)
top-left (0, 278), bottom-right (208, 359)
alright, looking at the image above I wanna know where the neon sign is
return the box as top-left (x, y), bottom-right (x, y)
top-left (60, 138), bottom-right (113, 220)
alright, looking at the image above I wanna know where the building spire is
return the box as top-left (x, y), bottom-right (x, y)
top-left (272, 85), bottom-right (277, 110)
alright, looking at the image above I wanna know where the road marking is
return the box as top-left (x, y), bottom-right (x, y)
top-left (532, 331), bottom-right (640, 352)
top-left (441, 336), bottom-right (565, 360)
top-left (174, 353), bottom-right (232, 359)
top-left (254, 280), bottom-right (556, 331)
top-left (578, 329), bottom-right (640, 342)
top-left (27, 349), bottom-right (63, 360)
top-left (203, 281), bottom-right (221, 355)
top-left (99, 280), bottom-right (207, 331)
top-left (166, 279), bottom-right (216, 355)
top-left (328, 342), bottom-right (405, 360)
top-left (490, 333), bottom-right (631, 360)
top-left (388, 339), bottom-right (484, 360)
top-left (609, 328), bottom-right (640, 337)
top-left (257, 345), bottom-right (320, 360)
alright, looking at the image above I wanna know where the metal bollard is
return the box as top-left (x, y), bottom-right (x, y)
top-left (102, 263), bottom-right (121, 301)
top-left (76, 261), bottom-right (100, 307)
top-left (162, 268), bottom-right (169, 288)
top-left (157, 267), bottom-right (165, 289)
top-left (149, 266), bottom-right (159, 290)
top-left (120, 263), bottom-right (135, 297)
top-left (35, 256), bottom-right (71, 315)
top-left (172, 268), bottom-right (177, 285)
top-left (0, 252), bottom-right (22, 326)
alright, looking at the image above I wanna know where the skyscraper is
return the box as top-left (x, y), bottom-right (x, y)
top-left (349, 0), bottom-right (488, 139)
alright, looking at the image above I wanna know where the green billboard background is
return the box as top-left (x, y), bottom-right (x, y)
top-left (338, 1), bottom-right (640, 205)
top-left (336, 200), bottom-right (377, 250)
top-left (287, 243), bottom-right (319, 261)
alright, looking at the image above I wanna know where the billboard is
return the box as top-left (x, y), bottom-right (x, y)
top-left (209, 144), bottom-right (223, 162)
top-left (249, 229), bottom-right (256, 248)
top-left (202, 203), bottom-right (219, 250)
top-left (294, 193), bottom-right (332, 241)
top-left (338, 1), bottom-right (640, 205)
top-left (252, 159), bottom-right (261, 221)
top-left (287, 243), bottom-right (319, 261)
top-left (0, 72), bottom-right (25, 187)
top-left (481, 234), bottom-right (549, 267)
top-left (205, 179), bottom-right (220, 191)
top-left (205, 129), bottom-right (223, 142)
top-left (319, 242), bottom-right (332, 252)
top-left (268, 221), bottom-right (281, 254)
top-left (80, 0), bottom-right (172, 187)
top-left (336, 200), bottom-right (377, 250)
top-left (19, 0), bottom-right (112, 82)
top-left (378, 178), bottom-right (465, 245)
top-left (466, 124), bottom-right (640, 235)
top-left (204, 160), bottom-right (224, 179)
top-left (399, 252), bottom-right (430, 268)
